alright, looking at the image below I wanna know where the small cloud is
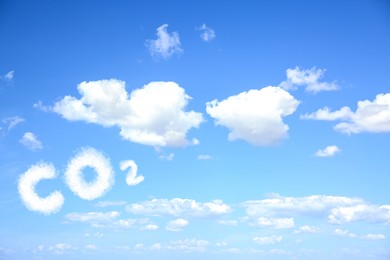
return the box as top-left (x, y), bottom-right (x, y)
top-left (251, 217), bottom-right (294, 229)
top-left (18, 162), bottom-right (64, 214)
top-left (294, 225), bottom-right (319, 234)
top-left (120, 160), bottom-right (144, 186)
top-left (143, 224), bottom-right (159, 231)
top-left (363, 234), bottom-right (385, 240)
top-left (33, 101), bottom-right (52, 112)
top-left (84, 244), bottom-right (97, 250)
top-left (217, 220), bottom-right (238, 226)
top-left (1, 70), bottom-right (14, 83)
top-left (2, 116), bottom-right (25, 131)
top-left (159, 153), bottom-right (175, 161)
top-left (279, 67), bottom-right (338, 93)
top-left (145, 24), bottom-right (183, 60)
top-left (314, 145), bottom-right (341, 157)
top-left (334, 228), bottom-right (357, 238)
top-left (65, 147), bottom-right (114, 200)
top-left (198, 24), bottom-right (216, 42)
top-left (19, 132), bottom-right (43, 150)
top-left (253, 236), bottom-right (282, 245)
top-left (166, 218), bottom-right (189, 232)
top-left (95, 200), bottom-right (127, 208)
top-left (198, 154), bottom-right (213, 160)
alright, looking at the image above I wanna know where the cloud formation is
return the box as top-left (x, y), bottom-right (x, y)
top-left (279, 67), bottom-right (338, 93)
top-left (65, 147), bottom-right (114, 200)
top-left (1, 70), bottom-right (14, 83)
top-left (197, 154), bottom-right (213, 160)
top-left (250, 217), bottom-right (294, 229)
top-left (206, 86), bottom-right (299, 146)
top-left (18, 162), bottom-right (64, 214)
top-left (166, 218), bottom-right (189, 232)
top-left (301, 93), bottom-right (390, 134)
top-left (53, 80), bottom-right (203, 147)
top-left (19, 132), bottom-right (43, 150)
top-left (198, 24), bottom-right (216, 42)
top-left (126, 198), bottom-right (230, 218)
top-left (119, 160), bottom-right (144, 186)
top-left (242, 194), bottom-right (390, 225)
top-left (314, 145), bottom-right (341, 157)
top-left (146, 24), bottom-right (183, 59)
top-left (253, 236), bottom-right (283, 245)
top-left (2, 116), bottom-right (25, 130)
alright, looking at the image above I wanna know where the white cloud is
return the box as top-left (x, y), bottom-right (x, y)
top-left (253, 236), bottom-right (283, 245)
top-left (84, 244), bottom-right (97, 250)
top-left (198, 154), bottom-right (213, 160)
top-left (150, 243), bottom-right (162, 250)
top-left (165, 239), bottom-right (209, 252)
top-left (294, 225), bottom-right (319, 234)
top-left (95, 200), bottom-right (127, 208)
top-left (65, 147), bottom-right (114, 200)
top-left (242, 194), bottom-right (390, 225)
top-left (279, 67), bottom-right (338, 93)
top-left (198, 24), bottom-right (216, 42)
top-left (49, 243), bottom-right (74, 253)
top-left (120, 160), bottom-right (144, 186)
top-left (143, 224), bottom-right (159, 231)
top-left (251, 217), bottom-right (294, 229)
top-left (217, 220), bottom-right (238, 226)
top-left (126, 198), bottom-right (230, 218)
top-left (301, 93), bottom-right (390, 134)
top-left (166, 218), bottom-right (189, 232)
top-left (314, 145), bottom-right (341, 157)
top-left (53, 80), bottom-right (203, 147)
top-left (158, 153), bottom-right (175, 161)
top-left (65, 211), bottom-right (139, 229)
top-left (145, 24), bottom-right (183, 59)
top-left (328, 204), bottom-right (390, 224)
top-left (334, 228), bottom-right (357, 238)
top-left (33, 100), bottom-right (52, 112)
top-left (1, 70), bottom-right (14, 82)
top-left (206, 86), bottom-right (299, 146)
top-left (2, 116), bottom-right (25, 130)
top-left (363, 234), bottom-right (385, 240)
top-left (18, 162), bottom-right (64, 214)
top-left (19, 132), bottom-right (43, 150)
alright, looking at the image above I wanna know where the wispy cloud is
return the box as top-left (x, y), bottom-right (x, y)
top-left (18, 162), bottom-right (64, 214)
top-left (65, 147), bottom-right (114, 200)
top-left (253, 236), bottom-right (283, 245)
top-left (53, 80), bottom-right (203, 147)
top-left (314, 145), bottom-right (341, 157)
top-left (126, 198), bottom-right (230, 218)
top-left (145, 24), bottom-right (183, 59)
top-left (206, 86), bottom-right (299, 146)
top-left (2, 116), bottom-right (25, 131)
top-left (198, 24), bottom-right (216, 42)
top-left (279, 67), bottom-right (338, 93)
top-left (198, 154), bottom-right (213, 160)
top-left (301, 93), bottom-right (390, 134)
top-left (95, 200), bottom-right (127, 208)
top-left (1, 70), bottom-right (14, 83)
top-left (19, 132), bottom-right (43, 150)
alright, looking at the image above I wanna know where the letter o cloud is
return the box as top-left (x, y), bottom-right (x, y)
top-left (18, 162), bottom-right (64, 214)
top-left (65, 147), bottom-right (114, 200)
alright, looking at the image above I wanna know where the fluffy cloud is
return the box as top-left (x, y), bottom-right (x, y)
top-left (198, 24), bottom-right (216, 42)
top-left (119, 160), bottom-right (144, 186)
top-left (143, 224), bottom-right (159, 231)
top-left (126, 198), bottom-right (230, 218)
top-left (253, 236), bottom-right (283, 245)
top-left (166, 218), bottom-right (189, 232)
top-left (19, 132), bottom-right (43, 150)
top-left (18, 162), bottom-right (64, 214)
top-left (145, 24), bottom-right (183, 59)
top-left (242, 194), bottom-right (390, 224)
top-left (206, 86), bottom-right (299, 146)
top-left (363, 234), bottom-right (385, 240)
top-left (314, 145), bottom-right (341, 157)
top-left (53, 79), bottom-right (203, 147)
top-left (65, 147), bottom-right (114, 200)
top-left (250, 217), bottom-right (294, 229)
top-left (279, 67), bottom-right (338, 93)
top-left (301, 93), bottom-right (390, 134)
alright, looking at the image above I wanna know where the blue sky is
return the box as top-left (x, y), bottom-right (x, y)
top-left (1, 1), bottom-right (390, 259)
